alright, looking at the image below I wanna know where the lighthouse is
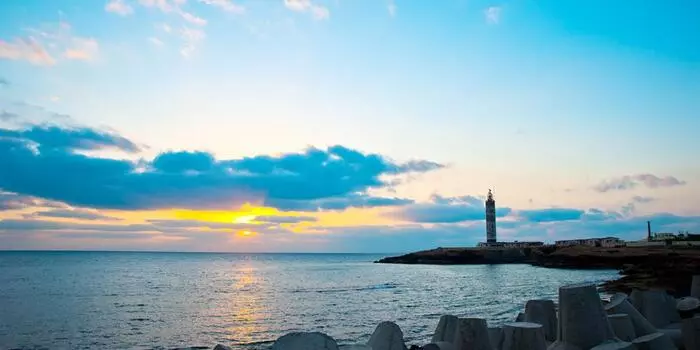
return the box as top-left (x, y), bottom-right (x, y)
top-left (485, 189), bottom-right (497, 243)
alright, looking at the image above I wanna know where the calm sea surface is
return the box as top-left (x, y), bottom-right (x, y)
top-left (0, 251), bottom-right (619, 349)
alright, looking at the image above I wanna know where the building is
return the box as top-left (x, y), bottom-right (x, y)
top-left (485, 189), bottom-right (496, 244)
top-left (555, 237), bottom-right (623, 248)
top-left (478, 241), bottom-right (544, 248)
top-left (478, 189), bottom-right (543, 248)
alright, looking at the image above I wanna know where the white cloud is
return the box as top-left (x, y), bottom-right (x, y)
top-left (50, 96), bottom-right (61, 102)
top-left (179, 27), bottom-right (205, 58)
top-left (179, 10), bottom-right (207, 26)
top-left (0, 37), bottom-right (55, 66)
top-left (158, 23), bottom-right (173, 33)
top-left (64, 38), bottom-right (99, 61)
top-left (284, 0), bottom-right (330, 20)
top-left (105, 0), bottom-right (134, 15)
top-left (199, 0), bottom-right (245, 14)
top-left (149, 37), bottom-right (165, 46)
top-left (387, 1), bottom-right (397, 17)
top-left (484, 6), bottom-right (502, 24)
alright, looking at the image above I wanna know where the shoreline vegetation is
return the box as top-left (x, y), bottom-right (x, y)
top-left (375, 245), bottom-right (700, 297)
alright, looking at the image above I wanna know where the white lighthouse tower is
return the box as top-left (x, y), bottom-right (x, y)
top-left (485, 189), bottom-right (497, 243)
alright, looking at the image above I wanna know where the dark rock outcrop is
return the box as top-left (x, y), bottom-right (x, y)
top-left (376, 246), bottom-right (700, 297)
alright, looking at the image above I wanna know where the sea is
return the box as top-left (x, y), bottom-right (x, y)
top-left (0, 251), bottom-right (619, 349)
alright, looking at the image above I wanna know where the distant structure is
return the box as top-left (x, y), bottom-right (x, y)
top-left (485, 189), bottom-right (497, 244)
top-left (478, 189), bottom-right (543, 248)
top-left (555, 237), bottom-right (623, 248)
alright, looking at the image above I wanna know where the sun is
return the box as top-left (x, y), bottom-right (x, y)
top-left (236, 230), bottom-right (257, 238)
top-left (233, 215), bottom-right (257, 224)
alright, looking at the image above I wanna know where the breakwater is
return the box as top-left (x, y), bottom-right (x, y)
top-left (229, 276), bottom-right (700, 349)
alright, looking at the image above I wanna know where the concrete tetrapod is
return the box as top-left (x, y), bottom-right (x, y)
top-left (607, 314), bottom-right (636, 342)
top-left (453, 318), bottom-right (492, 350)
top-left (605, 293), bottom-right (679, 348)
top-left (691, 275), bottom-right (700, 299)
top-left (631, 332), bottom-right (677, 350)
top-left (272, 332), bottom-right (339, 350)
top-left (432, 315), bottom-right (460, 344)
top-left (488, 326), bottom-right (503, 350)
top-left (422, 342), bottom-right (457, 350)
top-left (680, 315), bottom-right (700, 350)
top-left (630, 290), bottom-right (681, 329)
top-left (500, 322), bottom-right (547, 350)
top-left (367, 321), bottom-right (407, 350)
top-left (589, 342), bottom-right (635, 350)
top-left (605, 293), bottom-right (658, 337)
top-left (548, 283), bottom-right (623, 350)
top-left (525, 299), bottom-right (558, 342)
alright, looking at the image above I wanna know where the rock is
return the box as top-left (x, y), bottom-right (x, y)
top-left (607, 314), bottom-right (636, 341)
top-left (422, 342), bottom-right (455, 350)
top-left (453, 318), bottom-right (492, 350)
top-left (367, 321), bottom-right (407, 350)
top-left (339, 345), bottom-right (372, 350)
top-left (691, 275), bottom-right (700, 299)
top-left (681, 315), bottom-right (700, 350)
top-left (589, 341), bottom-right (635, 350)
top-left (631, 332), bottom-right (677, 350)
top-left (657, 325), bottom-right (683, 349)
top-left (272, 332), bottom-right (339, 350)
top-left (500, 322), bottom-right (546, 350)
top-left (431, 315), bottom-right (459, 343)
top-left (515, 312), bottom-right (525, 322)
top-left (548, 283), bottom-right (619, 350)
top-left (213, 345), bottom-right (232, 350)
top-left (525, 299), bottom-right (557, 342)
top-left (676, 296), bottom-right (700, 319)
top-left (488, 326), bottom-right (503, 349)
top-left (605, 293), bottom-right (658, 337)
top-left (630, 290), bottom-right (680, 328)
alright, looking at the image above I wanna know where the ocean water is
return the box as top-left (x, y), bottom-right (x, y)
top-left (0, 251), bottom-right (619, 349)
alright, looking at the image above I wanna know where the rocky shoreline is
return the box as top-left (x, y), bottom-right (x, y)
top-left (375, 246), bottom-right (700, 297)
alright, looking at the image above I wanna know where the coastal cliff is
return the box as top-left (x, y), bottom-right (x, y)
top-left (376, 245), bottom-right (700, 297)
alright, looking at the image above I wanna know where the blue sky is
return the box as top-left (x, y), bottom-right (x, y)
top-left (1, 0), bottom-right (699, 252)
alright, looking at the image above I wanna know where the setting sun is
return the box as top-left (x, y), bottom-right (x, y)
top-left (236, 230), bottom-right (257, 238)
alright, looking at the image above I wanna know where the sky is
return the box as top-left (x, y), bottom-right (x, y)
top-left (0, 0), bottom-right (699, 253)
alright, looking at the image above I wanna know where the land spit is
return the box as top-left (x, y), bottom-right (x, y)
top-left (375, 245), bottom-right (700, 297)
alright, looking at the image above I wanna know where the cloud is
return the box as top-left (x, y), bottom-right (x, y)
top-left (0, 192), bottom-right (48, 211)
top-left (199, 0), bottom-right (245, 13)
top-left (0, 77), bottom-right (9, 87)
top-left (2, 21), bottom-right (98, 66)
top-left (0, 125), bottom-right (141, 153)
top-left (594, 174), bottom-right (686, 192)
top-left (387, 194), bottom-right (511, 223)
top-left (0, 110), bottom-right (19, 122)
top-left (632, 196), bottom-right (655, 203)
top-left (284, 0), bottom-right (330, 20)
top-left (254, 215), bottom-right (317, 224)
top-left (63, 38), bottom-right (99, 61)
top-left (180, 11), bottom-right (207, 26)
top-left (387, 1), bottom-right (397, 17)
top-left (105, 0), bottom-right (134, 15)
top-left (179, 27), bottom-right (205, 57)
top-left (24, 208), bottom-right (122, 221)
top-left (484, 6), bottom-right (502, 24)
top-left (517, 208), bottom-right (584, 222)
top-left (0, 124), bottom-right (442, 211)
top-left (267, 194), bottom-right (414, 212)
top-left (148, 37), bottom-right (164, 46)
top-left (0, 37), bottom-right (55, 66)
top-left (145, 219), bottom-right (259, 230)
